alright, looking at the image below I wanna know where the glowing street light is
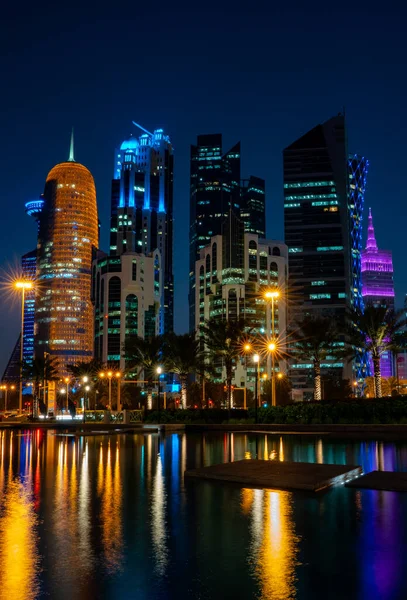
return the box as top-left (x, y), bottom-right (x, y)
top-left (14, 279), bottom-right (33, 414)
top-left (115, 372), bottom-right (121, 411)
top-left (0, 384), bottom-right (16, 412)
top-left (267, 341), bottom-right (277, 407)
top-left (156, 366), bottom-right (163, 415)
top-left (99, 371), bottom-right (121, 409)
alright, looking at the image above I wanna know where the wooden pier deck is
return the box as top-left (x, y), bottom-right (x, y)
top-left (185, 459), bottom-right (362, 492)
top-left (346, 470), bottom-right (407, 492)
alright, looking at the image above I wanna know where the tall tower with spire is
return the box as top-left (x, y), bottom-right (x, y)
top-left (361, 207), bottom-right (395, 378)
top-left (34, 132), bottom-right (98, 376)
top-left (361, 207), bottom-right (395, 309)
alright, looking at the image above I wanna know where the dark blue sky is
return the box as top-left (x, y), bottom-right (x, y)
top-left (0, 1), bottom-right (405, 373)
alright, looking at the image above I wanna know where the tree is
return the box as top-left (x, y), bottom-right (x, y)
top-left (163, 333), bottom-right (205, 409)
top-left (23, 356), bottom-right (60, 414)
top-left (347, 305), bottom-right (405, 398)
top-left (291, 316), bottom-right (341, 401)
top-left (124, 335), bottom-right (164, 409)
top-left (201, 318), bottom-right (248, 410)
top-left (67, 358), bottom-right (105, 380)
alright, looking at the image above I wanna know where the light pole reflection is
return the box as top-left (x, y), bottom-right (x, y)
top-left (100, 441), bottom-right (123, 573)
top-left (151, 453), bottom-right (168, 576)
top-left (244, 488), bottom-right (299, 599)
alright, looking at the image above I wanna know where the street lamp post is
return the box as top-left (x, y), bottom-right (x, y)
top-left (156, 366), bottom-right (162, 422)
top-left (253, 354), bottom-right (260, 424)
top-left (264, 290), bottom-right (280, 408)
top-left (1, 384), bottom-right (15, 412)
top-left (15, 280), bottom-right (33, 414)
top-left (99, 371), bottom-right (114, 409)
top-left (243, 343), bottom-right (252, 405)
top-left (115, 372), bottom-right (121, 411)
top-left (268, 342), bottom-right (277, 407)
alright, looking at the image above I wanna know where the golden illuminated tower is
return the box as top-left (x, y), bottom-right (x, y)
top-left (35, 133), bottom-right (98, 375)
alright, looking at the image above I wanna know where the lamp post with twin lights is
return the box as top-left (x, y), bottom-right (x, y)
top-left (99, 370), bottom-right (121, 410)
top-left (264, 290), bottom-right (280, 408)
top-left (0, 384), bottom-right (16, 412)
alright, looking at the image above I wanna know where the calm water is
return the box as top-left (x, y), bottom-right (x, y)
top-left (0, 430), bottom-right (407, 600)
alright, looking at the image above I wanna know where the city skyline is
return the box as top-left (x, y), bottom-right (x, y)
top-left (0, 2), bottom-right (405, 375)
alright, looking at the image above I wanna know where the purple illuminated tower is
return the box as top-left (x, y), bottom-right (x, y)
top-left (361, 208), bottom-right (395, 308)
top-left (361, 208), bottom-right (395, 377)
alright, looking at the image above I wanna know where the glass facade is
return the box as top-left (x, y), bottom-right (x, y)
top-left (21, 249), bottom-right (37, 366)
top-left (283, 115), bottom-right (368, 393)
top-left (189, 134), bottom-right (265, 331)
top-left (35, 160), bottom-right (98, 375)
top-left (110, 127), bottom-right (174, 335)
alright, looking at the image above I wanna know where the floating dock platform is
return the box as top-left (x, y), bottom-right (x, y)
top-left (346, 470), bottom-right (407, 492)
top-left (185, 459), bottom-right (362, 492)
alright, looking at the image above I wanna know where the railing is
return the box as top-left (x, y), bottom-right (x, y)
top-left (128, 410), bottom-right (143, 423)
top-left (84, 410), bottom-right (105, 422)
top-left (110, 411), bottom-right (123, 423)
top-left (83, 410), bottom-right (144, 424)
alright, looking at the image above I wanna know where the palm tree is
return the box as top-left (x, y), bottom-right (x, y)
top-left (347, 305), bottom-right (405, 398)
top-left (201, 318), bottom-right (248, 410)
top-left (291, 315), bottom-right (340, 401)
top-left (23, 356), bottom-right (60, 412)
top-left (124, 335), bottom-right (164, 409)
top-left (67, 358), bottom-right (105, 380)
top-left (163, 332), bottom-right (205, 409)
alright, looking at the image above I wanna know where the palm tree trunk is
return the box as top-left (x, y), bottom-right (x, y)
top-left (314, 361), bottom-right (322, 401)
top-left (372, 356), bottom-right (382, 398)
top-left (147, 384), bottom-right (153, 410)
top-left (226, 367), bottom-right (232, 411)
top-left (181, 377), bottom-right (187, 409)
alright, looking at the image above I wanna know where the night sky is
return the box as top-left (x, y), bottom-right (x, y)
top-left (0, 1), bottom-right (405, 373)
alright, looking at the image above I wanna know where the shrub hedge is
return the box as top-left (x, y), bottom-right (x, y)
top-left (144, 397), bottom-right (407, 425)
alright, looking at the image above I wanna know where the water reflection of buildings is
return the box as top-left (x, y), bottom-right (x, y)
top-left (243, 488), bottom-right (299, 600)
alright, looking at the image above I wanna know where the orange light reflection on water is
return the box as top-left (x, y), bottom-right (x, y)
top-left (0, 480), bottom-right (39, 599)
top-left (244, 488), bottom-right (300, 600)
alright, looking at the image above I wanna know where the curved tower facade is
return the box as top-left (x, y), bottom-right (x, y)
top-left (35, 140), bottom-right (98, 375)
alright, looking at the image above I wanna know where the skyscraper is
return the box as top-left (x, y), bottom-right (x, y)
top-left (35, 134), bottom-right (98, 375)
top-left (189, 134), bottom-right (265, 331)
top-left (283, 114), bottom-right (368, 396)
top-left (361, 208), bottom-right (395, 308)
top-left (109, 123), bottom-right (174, 334)
top-left (21, 249), bottom-right (37, 366)
top-left (195, 210), bottom-right (288, 397)
top-left (361, 207), bottom-right (395, 378)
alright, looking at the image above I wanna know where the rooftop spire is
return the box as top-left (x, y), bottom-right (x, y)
top-left (366, 207), bottom-right (378, 252)
top-left (68, 128), bottom-right (75, 162)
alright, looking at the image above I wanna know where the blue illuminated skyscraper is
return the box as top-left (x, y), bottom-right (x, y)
top-left (109, 123), bottom-right (174, 334)
top-left (21, 250), bottom-right (37, 366)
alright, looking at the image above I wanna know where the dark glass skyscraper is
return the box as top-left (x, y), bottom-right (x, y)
top-left (109, 124), bottom-right (174, 334)
top-left (283, 114), bottom-right (368, 393)
top-left (189, 134), bottom-right (265, 331)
